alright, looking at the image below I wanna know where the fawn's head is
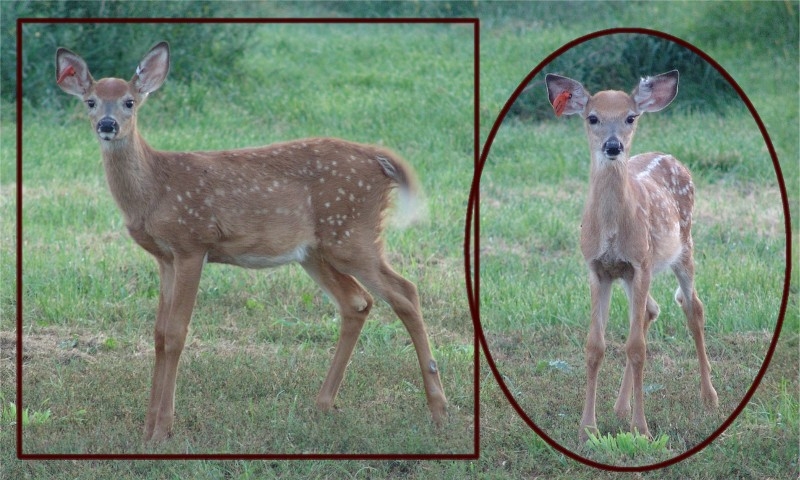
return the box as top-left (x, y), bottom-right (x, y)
top-left (545, 71), bottom-right (679, 164)
top-left (56, 42), bottom-right (170, 145)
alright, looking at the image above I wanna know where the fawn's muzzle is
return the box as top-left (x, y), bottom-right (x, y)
top-left (603, 137), bottom-right (623, 158)
top-left (97, 117), bottom-right (119, 140)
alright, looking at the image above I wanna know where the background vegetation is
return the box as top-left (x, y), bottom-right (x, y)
top-left (2, 2), bottom-right (260, 112)
top-left (2, 0), bottom-right (797, 478)
top-left (505, 33), bottom-right (741, 122)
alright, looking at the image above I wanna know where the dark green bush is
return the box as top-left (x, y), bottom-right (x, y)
top-left (311, 0), bottom-right (481, 18)
top-left (309, 0), bottom-right (627, 25)
top-left (3, 1), bottom-right (255, 110)
top-left (507, 34), bottom-right (740, 123)
top-left (690, 0), bottom-right (798, 52)
top-left (504, 0), bottom-right (797, 123)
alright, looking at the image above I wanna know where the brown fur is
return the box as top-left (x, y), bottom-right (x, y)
top-left (546, 71), bottom-right (717, 442)
top-left (57, 41), bottom-right (446, 442)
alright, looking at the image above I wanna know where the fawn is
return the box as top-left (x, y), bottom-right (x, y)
top-left (545, 70), bottom-right (718, 442)
top-left (56, 41), bottom-right (447, 442)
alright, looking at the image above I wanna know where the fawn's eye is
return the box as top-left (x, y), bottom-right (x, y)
top-left (626, 115), bottom-right (638, 124)
top-left (124, 99), bottom-right (134, 109)
top-left (86, 99), bottom-right (96, 109)
top-left (587, 115), bottom-right (598, 125)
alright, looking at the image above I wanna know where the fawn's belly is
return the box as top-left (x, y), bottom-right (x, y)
top-left (207, 243), bottom-right (310, 268)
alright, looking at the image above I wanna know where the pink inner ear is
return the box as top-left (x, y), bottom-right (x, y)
top-left (57, 65), bottom-right (76, 84)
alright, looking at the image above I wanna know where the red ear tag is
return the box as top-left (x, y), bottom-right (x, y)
top-left (553, 91), bottom-right (572, 117)
top-left (57, 65), bottom-right (76, 84)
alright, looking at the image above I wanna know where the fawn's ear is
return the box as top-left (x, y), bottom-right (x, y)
top-left (132, 41), bottom-right (170, 96)
top-left (545, 74), bottom-right (590, 117)
top-left (633, 70), bottom-right (679, 113)
top-left (56, 47), bottom-right (94, 97)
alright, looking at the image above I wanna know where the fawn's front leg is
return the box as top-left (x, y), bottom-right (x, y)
top-left (623, 267), bottom-right (653, 439)
top-left (144, 253), bottom-right (204, 442)
top-left (144, 259), bottom-right (174, 441)
top-left (580, 271), bottom-right (612, 442)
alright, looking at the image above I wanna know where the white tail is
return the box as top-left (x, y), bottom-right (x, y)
top-left (545, 71), bottom-right (718, 442)
top-left (56, 41), bottom-right (447, 442)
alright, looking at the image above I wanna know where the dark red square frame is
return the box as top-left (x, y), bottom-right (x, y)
top-left (15, 17), bottom-right (481, 462)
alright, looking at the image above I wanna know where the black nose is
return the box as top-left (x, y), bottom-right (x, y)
top-left (603, 138), bottom-right (623, 157)
top-left (97, 117), bottom-right (118, 134)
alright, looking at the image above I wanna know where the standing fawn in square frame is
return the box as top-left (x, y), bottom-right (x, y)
top-left (56, 41), bottom-right (447, 442)
top-left (545, 71), bottom-right (718, 442)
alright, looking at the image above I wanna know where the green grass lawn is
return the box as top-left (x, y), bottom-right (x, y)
top-left (2, 1), bottom-right (797, 479)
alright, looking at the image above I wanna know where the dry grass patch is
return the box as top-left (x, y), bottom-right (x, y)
top-left (694, 182), bottom-right (784, 239)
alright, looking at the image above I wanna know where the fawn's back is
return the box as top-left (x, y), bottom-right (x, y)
top-left (127, 137), bottom-right (415, 269)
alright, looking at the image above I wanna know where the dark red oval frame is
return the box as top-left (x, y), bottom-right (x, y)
top-left (464, 27), bottom-right (792, 472)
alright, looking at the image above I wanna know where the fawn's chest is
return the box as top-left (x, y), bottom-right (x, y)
top-left (579, 176), bottom-right (648, 279)
top-left (580, 169), bottom-right (685, 278)
top-left (583, 228), bottom-right (636, 280)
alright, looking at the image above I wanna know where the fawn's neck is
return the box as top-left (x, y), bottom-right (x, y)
top-left (99, 132), bottom-right (159, 226)
top-left (585, 156), bottom-right (641, 232)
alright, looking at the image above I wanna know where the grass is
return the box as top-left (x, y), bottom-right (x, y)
top-left (1, 392), bottom-right (52, 427)
top-left (2, 1), bottom-right (798, 479)
top-left (585, 430), bottom-right (671, 465)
